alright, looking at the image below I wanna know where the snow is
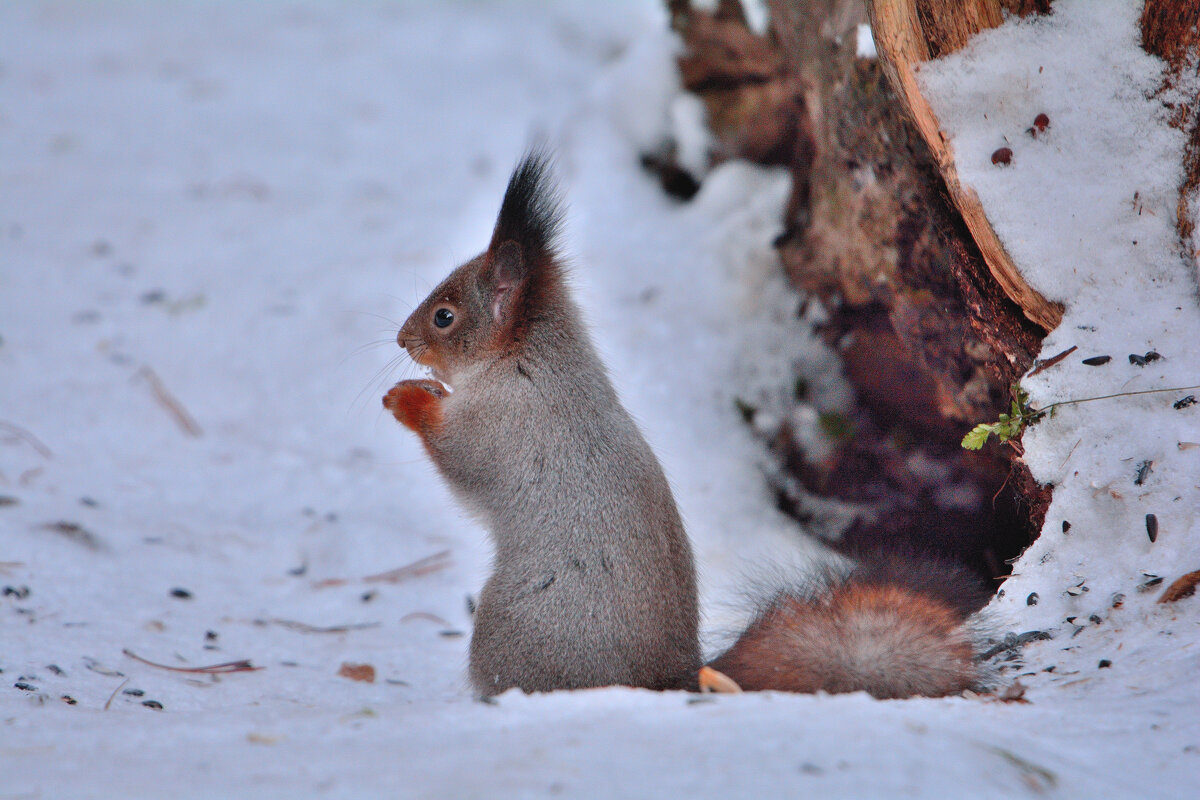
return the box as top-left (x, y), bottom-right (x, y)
top-left (856, 23), bottom-right (878, 60)
top-left (0, 1), bottom-right (1196, 798)
top-left (918, 0), bottom-right (1200, 785)
top-left (919, 0), bottom-right (1200, 618)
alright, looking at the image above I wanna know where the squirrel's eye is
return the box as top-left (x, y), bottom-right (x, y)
top-left (433, 308), bottom-right (455, 329)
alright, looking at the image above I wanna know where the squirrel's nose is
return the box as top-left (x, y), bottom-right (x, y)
top-left (397, 328), bottom-right (419, 354)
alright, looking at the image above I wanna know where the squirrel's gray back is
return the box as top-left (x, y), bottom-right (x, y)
top-left (443, 299), bottom-right (701, 694)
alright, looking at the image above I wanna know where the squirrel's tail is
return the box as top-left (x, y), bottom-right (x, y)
top-left (707, 554), bottom-right (990, 699)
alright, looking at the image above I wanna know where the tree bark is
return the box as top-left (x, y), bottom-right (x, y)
top-left (1141, 0), bottom-right (1200, 252)
top-left (867, 0), bottom-right (1063, 331)
top-left (665, 0), bottom-right (1056, 579)
top-left (662, 0), bottom-right (1199, 581)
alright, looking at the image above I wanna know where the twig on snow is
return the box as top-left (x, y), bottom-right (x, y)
top-left (0, 420), bottom-right (53, 458)
top-left (104, 678), bottom-right (130, 711)
top-left (123, 648), bottom-right (261, 673)
top-left (136, 366), bottom-right (203, 437)
top-left (264, 618), bottom-right (381, 634)
top-left (363, 549), bottom-right (452, 583)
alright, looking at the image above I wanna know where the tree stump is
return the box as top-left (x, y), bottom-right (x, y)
top-left (662, 0), bottom-right (1198, 583)
top-left (664, 0), bottom-right (1056, 580)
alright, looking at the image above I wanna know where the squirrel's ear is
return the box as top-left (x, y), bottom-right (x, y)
top-left (489, 240), bottom-right (527, 321)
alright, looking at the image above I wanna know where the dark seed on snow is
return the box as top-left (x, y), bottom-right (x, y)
top-left (1174, 395), bottom-right (1196, 410)
top-left (170, 587), bottom-right (192, 599)
top-left (1138, 576), bottom-right (1164, 592)
top-left (1098, 659), bottom-right (1112, 669)
top-left (61, 695), bottom-right (77, 705)
top-left (1146, 513), bottom-right (1158, 543)
top-left (1082, 355), bottom-right (1111, 366)
top-left (123, 688), bottom-right (145, 697)
top-left (1128, 353), bottom-right (1147, 366)
top-left (1026, 592), bottom-right (1039, 606)
top-left (1062, 520), bottom-right (1071, 533)
top-left (142, 700), bottom-right (163, 710)
top-left (14, 682), bottom-right (36, 691)
top-left (1134, 460), bottom-right (1152, 485)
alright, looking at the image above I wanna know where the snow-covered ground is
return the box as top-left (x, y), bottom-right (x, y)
top-left (1, 1), bottom-right (1196, 798)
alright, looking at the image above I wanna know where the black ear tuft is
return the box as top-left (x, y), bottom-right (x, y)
top-left (488, 148), bottom-right (565, 263)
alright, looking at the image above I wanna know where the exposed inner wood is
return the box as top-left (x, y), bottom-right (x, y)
top-left (866, 0), bottom-right (1064, 332)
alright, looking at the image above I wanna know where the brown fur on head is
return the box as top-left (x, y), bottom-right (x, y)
top-left (397, 150), bottom-right (566, 384)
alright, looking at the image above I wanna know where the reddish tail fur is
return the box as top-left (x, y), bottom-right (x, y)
top-left (708, 557), bottom-right (986, 699)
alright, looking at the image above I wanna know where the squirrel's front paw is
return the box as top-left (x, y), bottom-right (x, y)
top-left (384, 379), bottom-right (447, 433)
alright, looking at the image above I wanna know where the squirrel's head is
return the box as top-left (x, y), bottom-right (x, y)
top-left (398, 150), bottom-right (566, 384)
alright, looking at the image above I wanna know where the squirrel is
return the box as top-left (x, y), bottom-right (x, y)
top-left (383, 151), bottom-right (989, 699)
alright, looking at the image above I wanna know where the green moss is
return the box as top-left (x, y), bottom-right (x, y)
top-left (818, 411), bottom-right (853, 440)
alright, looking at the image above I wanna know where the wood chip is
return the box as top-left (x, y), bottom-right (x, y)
top-left (1027, 345), bottom-right (1077, 377)
top-left (996, 680), bottom-right (1029, 704)
top-left (338, 662), bottom-right (376, 683)
top-left (247, 732), bottom-right (281, 745)
top-left (1157, 570), bottom-right (1200, 603)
